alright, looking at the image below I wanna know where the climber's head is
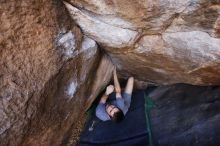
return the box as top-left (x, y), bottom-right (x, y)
top-left (106, 104), bottom-right (124, 122)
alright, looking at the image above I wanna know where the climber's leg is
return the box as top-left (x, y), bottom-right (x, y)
top-left (123, 77), bottom-right (134, 108)
top-left (124, 77), bottom-right (134, 95)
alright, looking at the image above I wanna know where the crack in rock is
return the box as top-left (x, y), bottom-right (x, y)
top-left (63, 1), bottom-right (140, 48)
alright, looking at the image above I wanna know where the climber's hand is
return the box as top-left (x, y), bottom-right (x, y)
top-left (105, 85), bottom-right (114, 95)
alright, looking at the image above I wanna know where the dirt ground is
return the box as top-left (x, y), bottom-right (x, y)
top-left (64, 114), bottom-right (87, 146)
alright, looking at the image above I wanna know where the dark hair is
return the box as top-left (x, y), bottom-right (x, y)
top-left (110, 108), bottom-right (125, 123)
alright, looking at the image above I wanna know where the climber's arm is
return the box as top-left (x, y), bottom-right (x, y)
top-left (113, 67), bottom-right (122, 99)
top-left (96, 85), bottom-right (114, 121)
top-left (99, 85), bottom-right (114, 104)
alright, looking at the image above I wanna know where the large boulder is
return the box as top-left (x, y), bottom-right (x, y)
top-left (65, 0), bottom-right (220, 85)
top-left (0, 1), bottom-right (110, 146)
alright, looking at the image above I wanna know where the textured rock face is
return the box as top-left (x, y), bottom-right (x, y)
top-left (85, 54), bottom-right (115, 110)
top-left (0, 1), bottom-right (105, 146)
top-left (63, 1), bottom-right (140, 48)
top-left (0, 1), bottom-right (70, 145)
top-left (65, 0), bottom-right (220, 85)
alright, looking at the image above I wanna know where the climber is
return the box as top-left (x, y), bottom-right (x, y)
top-left (96, 67), bottom-right (134, 122)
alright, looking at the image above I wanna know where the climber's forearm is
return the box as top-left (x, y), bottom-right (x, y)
top-left (113, 68), bottom-right (121, 93)
top-left (100, 93), bottom-right (108, 104)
